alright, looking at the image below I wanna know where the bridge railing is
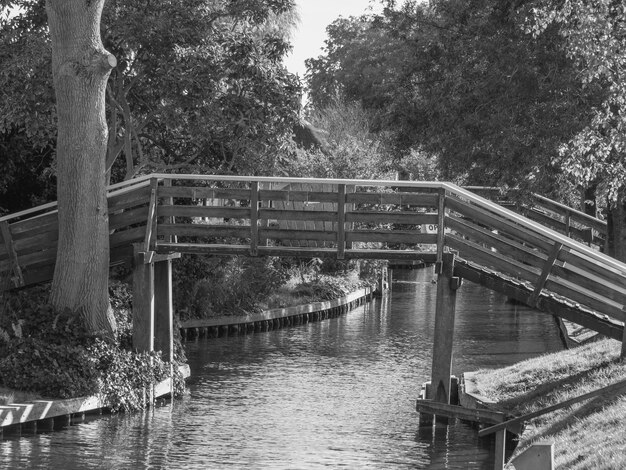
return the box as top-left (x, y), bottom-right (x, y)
top-left (443, 184), bottom-right (626, 339)
top-left (153, 175), bottom-right (442, 261)
top-left (465, 186), bottom-right (607, 248)
top-left (0, 177), bottom-right (154, 289)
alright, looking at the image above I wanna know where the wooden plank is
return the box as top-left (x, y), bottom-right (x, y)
top-left (109, 205), bottom-right (149, 231)
top-left (259, 189), bottom-right (338, 203)
top-left (532, 193), bottom-right (607, 232)
top-left (346, 231), bottom-right (437, 244)
top-left (0, 247), bottom-right (57, 271)
top-left (431, 253), bottom-right (457, 404)
top-left (551, 263), bottom-right (626, 306)
top-left (158, 205), bottom-right (251, 219)
top-left (159, 206), bottom-right (250, 219)
top-left (13, 231), bottom-right (59, 253)
top-left (250, 181), bottom-right (259, 256)
top-left (446, 196), bottom-right (554, 253)
top-left (528, 242), bottom-right (563, 307)
top-left (445, 216), bottom-right (547, 269)
top-left (110, 225), bottom-right (146, 247)
top-left (559, 248), bottom-right (626, 287)
top-left (544, 277), bottom-right (626, 322)
top-left (260, 228), bottom-right (336, 241)
top-left (347, 192), bottom-right (439, 206)
top-left (155, 242), bottom-right (439, 261)
top-left (346, 211), bottom-right (438, 225)
top-left (259, 208), bottom-right (336, 222)
top-left (107, 184), bottom-right (152, 212)
top-left (437, 188), bottom-right (446, 262)
top-left (132, 244), bottom-right (154, 353)
top-left (143, 178), bottom-right (159, 251)
top-left (415, 399), bottom-right (506, 424)
top-left (159, 186), bottom-right (251, 200)
top-left (446, 234), bottom-right (540, 283)
top-left (337, 184), bottom-right (346, 260)
top-left (0, 221), bottom-right (24, 287)
top-left (494, 430), bottom-right (506, 470)
top-left (154, 260), bottom-right (173, 362)
top-left (158, 223), bottom-right (250, 239)
top-left (9, 212), bottom-right (58, 236)
top-left (525, 209), bottom-right (568, 234)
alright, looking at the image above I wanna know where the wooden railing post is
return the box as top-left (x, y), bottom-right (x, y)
top-left (163, 178), bottom-right (176, 244)
top-left (132, 243), bottom-right (154, 353)
top-left (144, 178), bottom-right (159, 251)
top-left (0, 221), bottom-right (24, 288)
top-left (528, 242), bottom-right (563, 308)
top-left (494, 429), bottom-right (506, 470)
top-left (250, 181), bottom-right (259, 256)
top-left (436, 188), bottom-right (446, 264)
top-left (431, 252), bottom-right (461, 405)
top-left (154, 259), bottom-right (173, 363)
top-left (337, 184), bottom-right (346, 260)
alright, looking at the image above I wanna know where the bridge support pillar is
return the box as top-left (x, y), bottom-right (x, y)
top-left (430, 252), bottom-right (461, 405)
top-left (132, 245), bottom-right (179, 360)
top-left (132, 244), bottom-right (154, 353)
top-left (154, 259), bottom-right (173, 363)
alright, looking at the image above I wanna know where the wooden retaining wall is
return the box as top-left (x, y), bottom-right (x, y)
top-left (0, 365), bottom-right (190, 434)
top-left (179, 286), bottom-right (374, 340)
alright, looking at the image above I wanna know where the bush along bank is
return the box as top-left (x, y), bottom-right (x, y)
top-left (466, 338), bottom-right (626, 469)
top-left (0, 283), bottom-right (187, 414)
top-left (174, 256), bottom-right (380, 339)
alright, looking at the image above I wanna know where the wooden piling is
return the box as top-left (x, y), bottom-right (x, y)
top-left (431, 252), bottom-right (460, 405)
top-left (132, 244), bottom-right (154, 352)
top-left (154, 259), bottom-right (173, 362)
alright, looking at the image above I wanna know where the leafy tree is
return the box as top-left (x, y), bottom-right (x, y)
top-left (0, 0), bottom-right (301, 334)
top-left (287, 98), bottom-right (389, 179)
top-left (306, 0), bottom-right (597, 197)
top-left (528, 0), bottom-right (626, 259)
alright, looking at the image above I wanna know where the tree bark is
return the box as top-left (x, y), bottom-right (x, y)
top-left (46, 0), bottom-right (117, 335)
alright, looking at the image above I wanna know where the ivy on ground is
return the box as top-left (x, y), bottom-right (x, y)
top-left (0, 283), bottom-right (184, 411)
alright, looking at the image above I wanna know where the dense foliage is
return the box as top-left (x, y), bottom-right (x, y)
top-left (0, 0), bottom-right (302, 214)
top-left (0, 284), bottom-right (184, 411)
top-left (173, 255), bottom-right (290, 320)
top-left (306, 0), bottom-right (597, 197)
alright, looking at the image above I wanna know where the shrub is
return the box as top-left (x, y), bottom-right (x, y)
top-left (0, 284), bottom-right (184, 411)
top-left (174, 255), bottom-right (289, 318)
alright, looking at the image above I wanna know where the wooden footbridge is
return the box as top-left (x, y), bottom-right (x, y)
top-left (1, 174), bottom-right (624, 409)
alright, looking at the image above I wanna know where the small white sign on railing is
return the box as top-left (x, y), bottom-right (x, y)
top-left (422, 224), bottom-right (438, 234)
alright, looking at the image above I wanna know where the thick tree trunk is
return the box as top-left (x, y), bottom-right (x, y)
top-left (46, 0), bottom-right (116, 335)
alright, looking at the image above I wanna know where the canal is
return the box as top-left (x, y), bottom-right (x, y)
top-left (0, 268), bottom-right (564, 469)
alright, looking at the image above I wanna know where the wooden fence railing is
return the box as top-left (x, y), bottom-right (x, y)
top-left (1, 174), bottom-right (624, 345)
top-left (465, 186), bottom-right (607, 249)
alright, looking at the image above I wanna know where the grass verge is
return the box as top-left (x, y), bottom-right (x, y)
top-left (471, 338), bottom-right (626, 469)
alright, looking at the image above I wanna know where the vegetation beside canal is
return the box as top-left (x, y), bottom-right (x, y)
top-left (470, 338), bottom-right (626, 469)
top-left (0, 257), bottom-right (379, 409)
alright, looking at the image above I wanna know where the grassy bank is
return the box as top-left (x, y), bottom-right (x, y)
top-left (470, 338), bottom-right (626, 469)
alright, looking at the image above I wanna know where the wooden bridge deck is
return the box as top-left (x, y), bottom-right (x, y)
top-left (0, 174), bottom-right (622, 343)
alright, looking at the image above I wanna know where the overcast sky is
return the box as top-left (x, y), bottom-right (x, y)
top-left (283, 0), bottom-right (383, 78)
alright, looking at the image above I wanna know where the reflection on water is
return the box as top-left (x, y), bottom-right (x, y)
top-left (0, 268), bottom-right (563, 469)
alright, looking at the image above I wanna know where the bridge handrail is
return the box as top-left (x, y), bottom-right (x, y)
top-left (442, 183), bottom-right (626, 275)
top-left (463, 185), bottom-right (607, 230)
top-left (0, 177), bottom-right (155, 224)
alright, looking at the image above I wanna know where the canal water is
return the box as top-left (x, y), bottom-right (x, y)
top-left (0, 268), bottom-right (563, 469)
